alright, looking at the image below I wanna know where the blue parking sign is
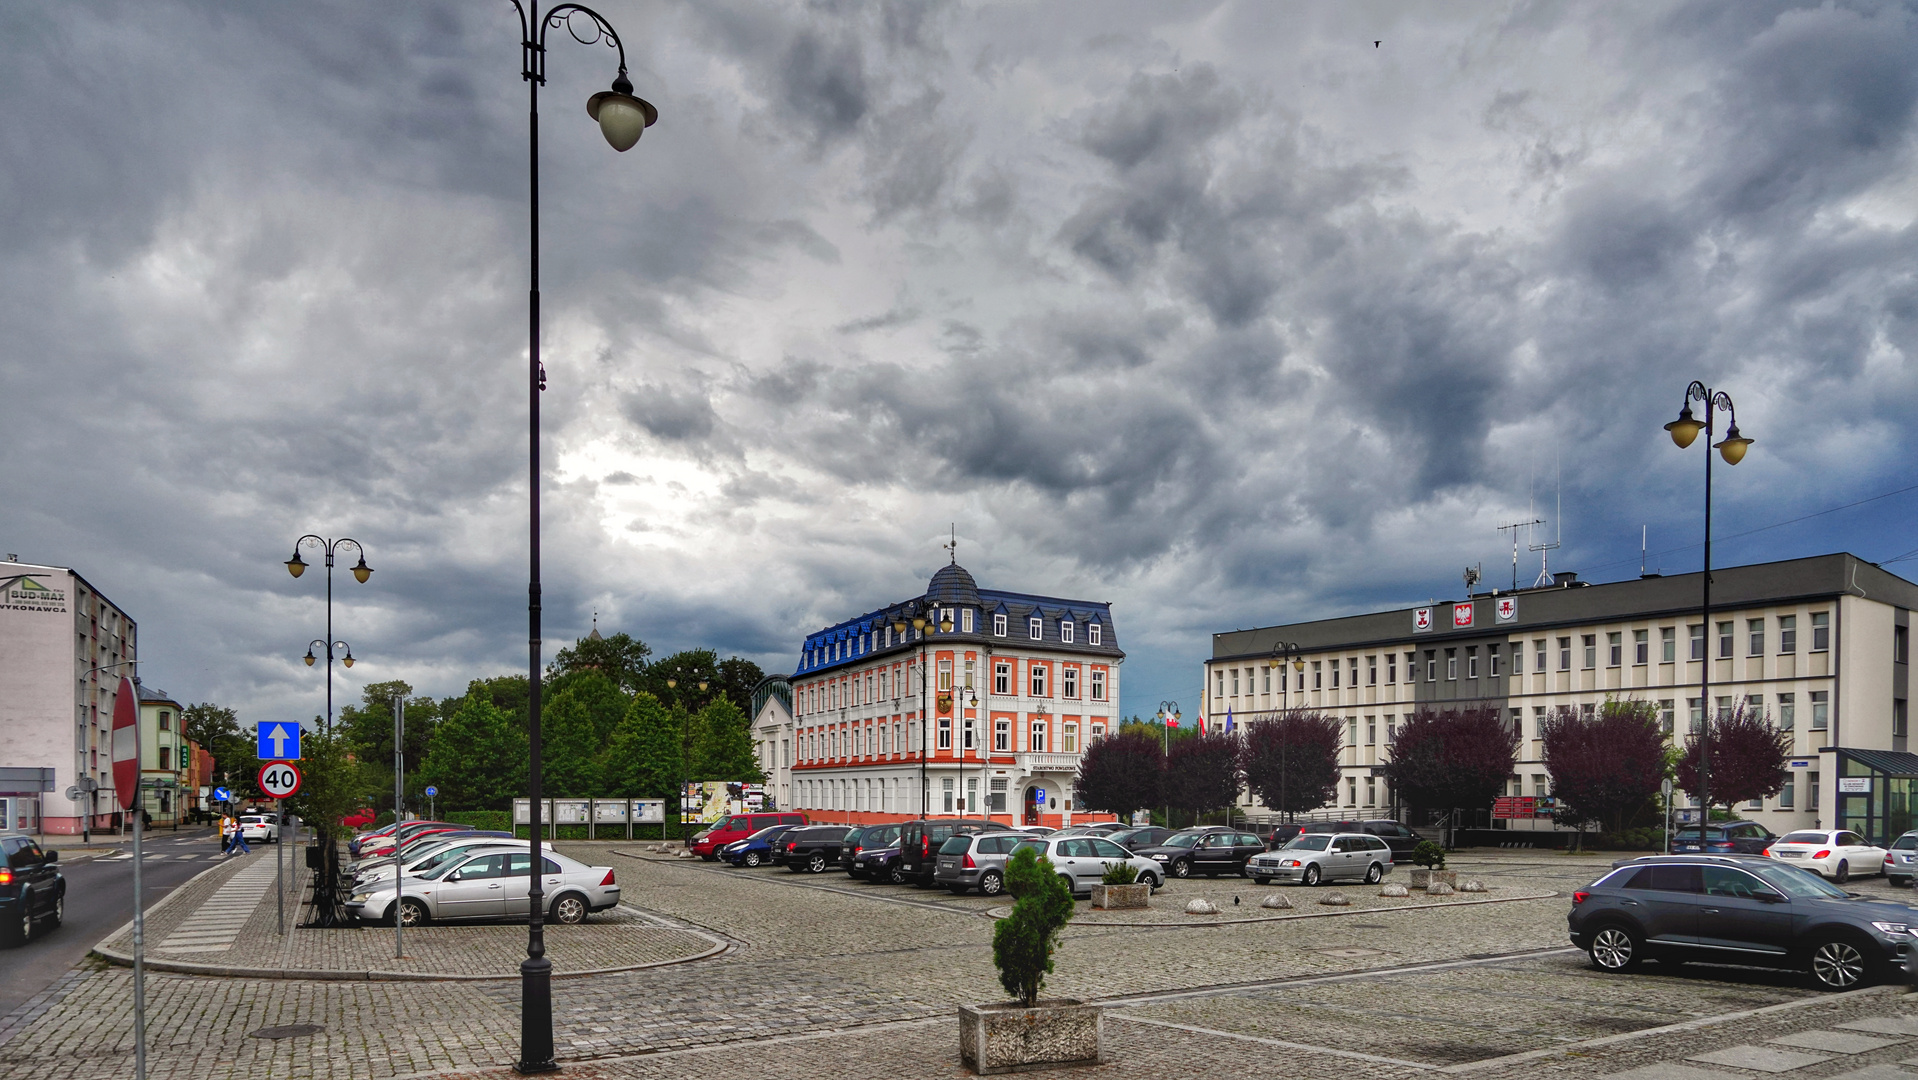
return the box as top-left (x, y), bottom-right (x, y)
top-left (257, 721), bottom-right (302, 762)
top-left (425, 786), bottom-right (438, 798)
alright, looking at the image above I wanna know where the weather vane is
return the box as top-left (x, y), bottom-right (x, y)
top-left (944, 523), bottom-right (957, 564)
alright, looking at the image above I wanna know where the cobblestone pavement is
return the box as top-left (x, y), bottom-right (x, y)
top-left (9, 846), bottom-right (1918, 1079)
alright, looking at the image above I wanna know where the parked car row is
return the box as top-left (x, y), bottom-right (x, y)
top-left (343, 823), bottom-right (615, 928)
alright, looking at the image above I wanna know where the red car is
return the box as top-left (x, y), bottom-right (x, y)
top-left (341, 808), bottom-right (377, 830)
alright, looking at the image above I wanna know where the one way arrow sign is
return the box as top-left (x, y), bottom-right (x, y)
top-left (257, 722), bottom-right (302, 762)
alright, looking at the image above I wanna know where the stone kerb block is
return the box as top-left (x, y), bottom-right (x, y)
top-left (1378, 883), bottom-right (1410, 897)
top-left (959, 1001), bottom-right (1103, 1075)
top-left (1260, 894), bottom-right (1293, 910)
top-left (1319, 892), bottom-right (1351, 907)
top-left (1460, 879), bottom-right (1488, 893)
top-left (1427, 881), bottom-right (1455, 896)
top-left (1184, 898), bottom-right (1219, 915)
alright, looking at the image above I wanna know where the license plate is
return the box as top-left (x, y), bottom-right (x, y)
top-left (939, 858), bottom-right (956, 868)
top-left (1782, 852), bottom-right (1803, 858)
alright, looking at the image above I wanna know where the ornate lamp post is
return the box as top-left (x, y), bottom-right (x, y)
top-left (1664, 381), bottom-right (1753, 828)
top-left (1155, 700), bottom-right (1180, 826)
top-left (1265, 642), bottom-right (1304, 709)
top-left (503, 4), bottom-right (657, 1073)
top-left (284, 535), bottom-right (370, 734)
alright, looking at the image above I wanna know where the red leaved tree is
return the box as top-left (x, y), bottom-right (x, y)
top-left (1540, 700), bottom-right (1668, 834)
top-left (1074, 728), bottom-right (1165, 818)
top-left (1164, 732), bottom-right (1242, 819)
top-left (1676, 700), bottom-right (1790, 811)
top-left (1239, 710), bottom-right (1343, 819)
top-left (1379, 705), bottom-right (1517, 817)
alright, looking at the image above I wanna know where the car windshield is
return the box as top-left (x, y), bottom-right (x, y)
top-left (1672, 827), bottom-right (1726, 839)
top-left (1284, 835), bottom-right (1332, 851)
top-left (1749, 862), bottom-right (1850, 899)
top-left (1161, 833), bottom-right (1202, 849)
top-left (714, 816), bottom-right (743, 831)
top-left (1894, 834), bottom-right (1918, 851)
top-left (748, 826), bottom-right (784, 840)
top-left (1779, 831), bottom-right (1830, 844)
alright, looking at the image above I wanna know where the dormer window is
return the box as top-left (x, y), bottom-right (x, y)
top-left (993, 614), bottom-right (1007, 637)
top-left (1060, 621), bottom-right (1074, 644)
top-left (1088, 623), bottom-right (1102, 646)
top-left (1028, 617), bottom-right (1043, 641)
top-left (962, 608), bottom-right (974, 633)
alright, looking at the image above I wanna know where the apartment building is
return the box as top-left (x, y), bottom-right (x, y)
top-left (1206, 553), bottom-right (1916, 842)
top-left (775, 559), bottom-right (1123, 828)
top-left (0, 556), bottom-right (140, 835)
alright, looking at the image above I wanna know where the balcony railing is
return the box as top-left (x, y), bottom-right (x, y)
top-left (1016, 752), bottom-right (1080, 773)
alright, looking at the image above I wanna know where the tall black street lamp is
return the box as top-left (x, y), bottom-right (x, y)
top-left (1264, 644), bottom-right (1305, 820)
top-left (1155, 700), bottom-right (1180, 826)
top-left (505, 4), bottom-right (657, 1073)
top-left (285, 535), bottom-right (371, 734)
top-left (1664, 381), bottom-right (1754, 827)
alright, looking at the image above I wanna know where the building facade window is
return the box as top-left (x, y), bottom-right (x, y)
top-left (1780, 775), bottom-right (1795, 808)
top-left (993, 613), bottom-right (1007, 637)
top-left (962, 608), bottom-right (974, 633)
top-left (995, 662), bottom-right (1011, 696)
top-left (990, 777), bottom-right (1008, 813)
top-left (1717, 621), bottom-right (1734, 659)
top-left (1690, 624), bottom-right (1705, 660)
top-left (995, 718), bottom-right (1011, 751)
top-left (1896, 699), bottom-right (1909, 739)
top-left (1488, 645), bottom-right (1501, 677)
top-left (1028, 617), bottom-right (1043, 640)
top-left (1779, 614), bottom-right (1797, 653)
top-left (1810, 771), bottom-right (1820, 810)
top-left (1560, 637), bottom-right (1573, 671)
top-left (1089, 622), bottom-right (1102, 645)
top-left (1090, 669), bottom-right (1106, 700)
top-left (1426, 651), bottom-right (1438, 681)
top-left (1659, 700), bottom-right (1675, 735)
top-left (1232, 669), bottom-right (1241, 695)
top-left (1387, 654), bottom-right (1397, 683)
top-left (1061, 620), bottom-right (1074, 644)
top-left (1535, 639), bottom-right (1547, 672)
top-left (1748, 618), bottom-right (1765, 656)
top-left (1466, 647), bottom-right (1478, 679)
top-left (1635, 629), bottom-right (1649, 665)
top-left (1811, 691), bottom-right (1829, 730)
top-left (1662, 627), bottom-right (1676, 662)
top-left (962, 717), bottom-right (975, 751)
top-left (1367, 655), bottom-right (1378, 685)
top-left (1779, 693), bottom-right (1795, 730)
top-left (1608, 632), bottom-right (1622, 667)
top-left (1063, 667), bottom-right (1079, 698)
top-left (1029, 664), bottom-right (1047, 697)
top-left (1063, 722), bottom-right (1078, 752)
top-left (1812, 612), bottom-right (1830, 651)
top-left (1583, 634), bottom-right (1597, 669)
top-left (937, 718), bottom-right (952, 749)
top-left (1313, 661), bottom-right (1323, 689)
top-left (942, 777), bottom-right (955, 813)
top-left (1030, 721), bottom-right (1047, 752)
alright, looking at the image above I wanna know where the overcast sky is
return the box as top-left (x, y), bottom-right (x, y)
top-left (3, 1), bottom-right (1915, 727)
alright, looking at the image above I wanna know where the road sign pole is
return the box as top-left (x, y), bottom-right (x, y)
top-left (276, 797), bottom-right (284, 935)
top-left (394, 693), bottom-right (404, 960)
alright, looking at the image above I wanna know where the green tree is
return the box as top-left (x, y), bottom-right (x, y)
top-left (420, 695), bottom-right (527, 811)
top-left (549, 631), bottom-right (653, 694)
top-left (542, 668), bottom-right (629, 745)
top-left (336, 681), bottom-right (439, 816)
top-left (180, 702), bottom-right (254, 792)
top-left (452, 675), bottom-right (531, 731)
top-left (284, 728), bottom-right (377, 926)
top-left (646, 650), bottom-right (765, 714)
top-left (601, 692), bottom-right (682, 804)
top-left (540, 683), bottom-right (606, 797)
top-left (992, 846), bottom-right (1075, 1007)
top-left (689, 697), bottom-right (763, 782)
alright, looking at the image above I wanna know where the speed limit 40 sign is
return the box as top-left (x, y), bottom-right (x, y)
top-left (258, 761), bottom-right (303, 800)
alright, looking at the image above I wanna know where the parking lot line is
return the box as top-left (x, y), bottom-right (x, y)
top-left (1113, 1012), bottom-right (1440, 1070)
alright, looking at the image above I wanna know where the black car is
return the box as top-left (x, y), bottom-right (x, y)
top-left (1134, 827), bottom-right (1268, 879)
top-left (855, 842), bottom-right (904, 884)
top-left (898, 819), bottom-right (996, 887)
top-left (1670, 820), bottom-right (1776, 855)
top-left (1301, 819), bottom-right (1426, 857)
top-left (778, 826), bottom-right (858, 873)
top-left (2, 836), bottom-right (63, 947)
top-left (841, 824), bottom-right (902, 877)
top-left (1569, 854), bottom-right (1918, 990)
top-left (1107, 826), bottom-right (1174, 852)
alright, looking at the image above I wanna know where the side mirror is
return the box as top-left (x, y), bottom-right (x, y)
top-left (445, 870), bottom-right (462, 882)
top-left (44, 850), bottom-right (57, 864)
top-left (1754, 890), bottom-right (1785, 904)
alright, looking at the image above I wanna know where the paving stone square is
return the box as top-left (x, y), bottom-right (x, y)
top-left (1767, 1029), bottom-right (1905, 1054)
top-left (1688, 1044), bottom-right (1833, 1071)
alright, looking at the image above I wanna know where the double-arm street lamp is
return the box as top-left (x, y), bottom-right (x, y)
top-left (285, 535), bottom-right (371, 734)
top-left (505, 3), bottom-right (657, 1073)
top-left (1266, 642), bottom-right (1305, 709)
top-left (1664, 381), bottom-right (1754, 826)
top-left (1155, 700), bottom-right (1180, 826)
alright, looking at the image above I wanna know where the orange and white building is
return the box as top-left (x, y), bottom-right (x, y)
top-left (773, 560), bottom-right (1124, 828)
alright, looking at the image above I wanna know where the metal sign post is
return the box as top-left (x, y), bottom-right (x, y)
top-left (110, 675), bottom-right (147, 1080)
top-left (393, 694), bottom-right (405, 960)
top-left (276, 797), bottom-right (285, 935)
top-left (1662, 778), bottom-right (1674, 854)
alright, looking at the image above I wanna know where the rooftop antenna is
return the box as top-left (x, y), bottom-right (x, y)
top-left (1529, 445), bottom-right (1562, 587)
top-left (1497, 518), bottom-right (1542, 591)
top-left (1640, 526), bottom-right (1648, 576)
top-left (1463, 564), bottom-right (1482, 597)
top-left (944, 523), bottom-right (957, 565)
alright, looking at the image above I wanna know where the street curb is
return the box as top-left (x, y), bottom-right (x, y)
top-left (1066, 888), bottom-right (1560, 928)
top-left (88, 848), bottom-right (254, 962)
top-left (90, 901), bottom-right (730, 982)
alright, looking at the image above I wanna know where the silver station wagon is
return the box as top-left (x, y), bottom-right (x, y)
top-left (1247, 832), bottom-right (1394, 886)
top-left (347, 847), bottom-right (619, 926)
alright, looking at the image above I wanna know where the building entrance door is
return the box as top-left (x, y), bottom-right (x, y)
top-left (1024, 787), bottom-right (1041, 825)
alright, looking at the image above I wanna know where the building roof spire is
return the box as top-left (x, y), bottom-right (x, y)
top-left (944, 523), bottom-right (957, 565)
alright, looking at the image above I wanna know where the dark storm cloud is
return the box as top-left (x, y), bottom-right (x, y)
top-left (3, 1), bottom-right (1913, 728)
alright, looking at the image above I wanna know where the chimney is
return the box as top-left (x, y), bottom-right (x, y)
top-left (1553, 571), bottom-right (1580, 587)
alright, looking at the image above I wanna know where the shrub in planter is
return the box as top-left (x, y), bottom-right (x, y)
top-left (965, 847), bottom-right (1102, 1073)
top-left (1411, 840), bottom-right (1446, 869)
top-left (1092, 860), bottom-right (1149, 910)
top-left (1099, 862), bottom-right (1140, 886)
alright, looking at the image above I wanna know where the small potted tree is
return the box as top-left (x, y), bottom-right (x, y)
top-left (1408, 840), bottom-right (1456, 890)
top-left (960, 847), bottom-right (1103, 1074)
top-left (1090, 861), bottom-right (1149, 910)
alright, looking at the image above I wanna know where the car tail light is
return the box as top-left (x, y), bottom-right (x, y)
top-left (1889, 854), bottom-right (1898, 864)
top-left (599, 869), bottom-right (616, 886)
top-left (1762, 848), bottom-right (1771, 857)
top-left (0, 869), bottom-right (11, 886)
top-left (923, 838), bottom-right (931, 856)
top-left (786, 842), bottom-right (796, 852)
top-left (963, 853), bottom-right (976, 869)
top-left (1815, 849), bottom-right (1832, 860)
top-left (1573, 890), bottom-right (1590, 904)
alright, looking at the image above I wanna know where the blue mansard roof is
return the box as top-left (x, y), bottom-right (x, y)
top-left (791, 563), bottom-right (1122, 678)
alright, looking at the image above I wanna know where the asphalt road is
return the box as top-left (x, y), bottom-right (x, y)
top-left (0, 828), bottom-right (228, 1019)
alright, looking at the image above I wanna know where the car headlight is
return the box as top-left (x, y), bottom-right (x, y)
top-left (1873, 921), bottom-right (1911, 936)
top-left (350, 893), bottom-right (369, 903)
top-left (1152, 854), bottom-right (1169, 860)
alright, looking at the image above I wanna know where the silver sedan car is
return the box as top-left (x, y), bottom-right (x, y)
top-left (347, 846), bottom-right (619, 926)
top-left (1246, 832), bottom-right (1394, 886)
top-left (352, 839), bottom-right (555, 887)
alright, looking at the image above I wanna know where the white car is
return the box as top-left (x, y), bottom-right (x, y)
top-left (1767, 829), bottom-right (1886, 883)
top-left (1010, 836), bottom-right (1164, 895)
top-left (239, 814), bottom-right (279, 844)
top-left (352, 839), bottom-right (554, 887)
top-left (346, 847), bottom-right (620, 926)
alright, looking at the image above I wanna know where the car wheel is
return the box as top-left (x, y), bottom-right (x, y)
top-left (1587, 923), bottom-right (1642, 972)
top-left (1365, 862), bottom-right (1384, 885)
top-left (701, 854), bottom-right (717, 862)
top-left (980, 871), bottom-right (1004, 896)
top-left (1171, 858), bottom-right (1192, 879)
top-left (1835, 860), bottom-right (1850, 884)
top-left (396, 898), bottom-right (429, 928)
top-left (807, 853), bottom-right (827, 874)
top-left (1302, 864), bottom-right (1321, 887)
top-left (888, 865), bottom-right (907, 885)
top-left (743, 852), bottom-right (762, 868)
top-left (551, 894), bottom-right (588, 925)
top-left (1059, 874), bottom-right (1077, 898)
top-left (1809, 933), bottom-right (1876, 990)
top-left (1252, 877), bottom-right (1270, 886)
top-left (1892, 876), bottom-right (1911, 889)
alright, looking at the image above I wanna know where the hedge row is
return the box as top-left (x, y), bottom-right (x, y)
top-left (446, 811), bottom-right (513, 832)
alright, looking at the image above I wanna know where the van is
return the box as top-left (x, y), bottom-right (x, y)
top-left (690, 812), bottom-right (806, 860)
top-left (897, 819), bottom-right (994, 887)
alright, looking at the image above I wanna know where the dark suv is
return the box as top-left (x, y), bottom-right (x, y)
top-left (898, 819), bottom-right (995, 887)
top-left (1302, 819), bottom-right (1426, 857)
top-left (1670, 820), bottom-right (1776, 855)
top-left (1569, 854), bottom-right (1918, 990)
top-left (2, 836), bottom-right (63, 947)
top-left (841, 824), bottom-right (902, 877)
top-left (779, 826), bottom-right (857, 873)
top-left (1133, 827), bottom-right (1267, 878)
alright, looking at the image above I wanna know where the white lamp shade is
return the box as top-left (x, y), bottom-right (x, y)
top-left (588, 90), bottom-right (656, 153)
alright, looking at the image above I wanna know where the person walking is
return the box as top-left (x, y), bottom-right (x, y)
top-left (230, 822), bottom-right (251, 855)
top-left (220, 814), bottom-right (238, 855)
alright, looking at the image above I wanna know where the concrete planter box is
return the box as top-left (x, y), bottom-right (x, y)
top-left (959, 1000), bottom-right (1103, 1074)
top-left (1410, 868), bottom-right (1457, 890)
top-left (1090, 883), bottom-right (1149, 910)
